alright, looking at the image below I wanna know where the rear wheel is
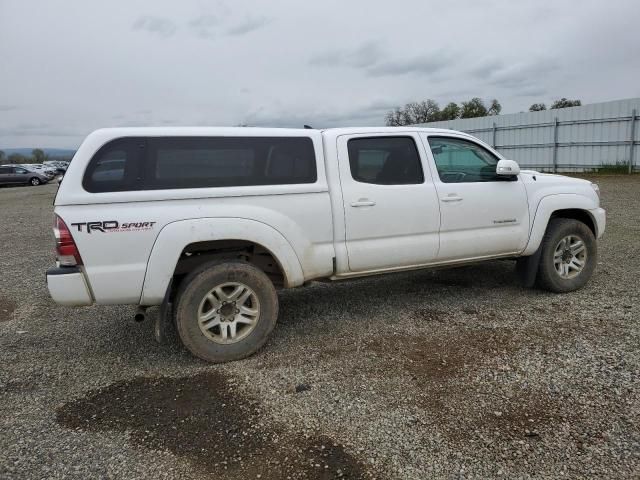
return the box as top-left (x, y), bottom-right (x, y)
top-left (175, 260), bottom-right (278, 363)
top-left (30, 177), bottom-right (41, 186)
top-left (537, 218), bottom-right (597, 292)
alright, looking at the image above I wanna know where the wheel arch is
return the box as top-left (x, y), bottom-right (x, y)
top-left (523, 194), bottom-right (599, 256)
top-left (549, 208), bottom-right (596, 236)
top-left (140, 217), bottom-right (305, 305)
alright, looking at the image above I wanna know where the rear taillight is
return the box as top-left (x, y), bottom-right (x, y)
top-left (54, 215), bottom-right (83, 266)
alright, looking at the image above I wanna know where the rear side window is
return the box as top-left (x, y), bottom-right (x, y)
top-left (82, 136), bottom-right (317, 192)
top-left (145, 137), bottom-right (316, 189)
top-left (83, 138), bottom-right (144, 193)
top-left (347, 136), bottom-right (424, 185)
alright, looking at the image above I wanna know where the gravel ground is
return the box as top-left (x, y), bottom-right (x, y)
top-left (1, 175), bottom-right (638, 479)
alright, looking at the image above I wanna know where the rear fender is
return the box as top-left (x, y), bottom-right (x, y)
top-left (140, 218), bottom-right (304, 305)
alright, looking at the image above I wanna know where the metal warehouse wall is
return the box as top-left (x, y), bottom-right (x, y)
top-left (417, 98), bottom-right (640, 172)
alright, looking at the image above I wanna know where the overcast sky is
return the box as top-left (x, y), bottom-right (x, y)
top-left (1, 0), bottom-right (639, 149)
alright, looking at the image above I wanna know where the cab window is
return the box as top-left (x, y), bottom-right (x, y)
top-left (428, 137), bottom-right (500, 183)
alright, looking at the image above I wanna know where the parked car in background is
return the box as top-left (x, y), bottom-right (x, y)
top-left (0, 165), bottom-right (50, 186)
top-left (20, 164), bottom-right (57, 178)
top-left (44, 160), bottom-right (69, 174)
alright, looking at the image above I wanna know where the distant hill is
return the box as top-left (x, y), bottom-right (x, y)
top-left (0, 148), bottom-right (76, 159)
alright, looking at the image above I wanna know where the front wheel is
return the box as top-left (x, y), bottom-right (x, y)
top-left (175, 260), bottom-right (278, 363)
top-left (30, 177), bottom-right (41, 186)
top-left (537, 218), bottom-right (597, 293)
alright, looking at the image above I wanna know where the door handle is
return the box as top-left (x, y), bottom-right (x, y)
top-left (351, 199), bottom-right (376, 207)
top-left (441, 195), bottom-right (463, 202)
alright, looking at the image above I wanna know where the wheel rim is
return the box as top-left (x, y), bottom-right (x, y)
top-left (31, 178), bottom-right (39, 185)
top-left (197, 282), bottom-right (260, 344)
top-left (553, 235), bottom-right (587, 279)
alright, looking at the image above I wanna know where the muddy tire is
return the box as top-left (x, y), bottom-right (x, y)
top-left (175, 260), bottom-right (278, 363)
top-left (537, 218), bottom-right (597, 293)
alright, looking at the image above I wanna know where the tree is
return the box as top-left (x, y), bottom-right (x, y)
top-left (32, 148), bottom-right (46, 163)
top-left (529, 103), bottom-right (547, 111)
top-left (385, 97), bottom-right (501, 125)
top-left (385, 107), bottom-right (405, 126)
top-left (408, 100), bottom-right (441, 124)
top-left (384, 99), bottom-right (441, 126)
top-left (0, 150), bottom-right (5, 163)
top-left (7, 153), bottom-right (26, 164)
top-left (460, 97), bottom-right (488, 119)
top-left (487, 99), bottom-right (502, 116)
top-left (551, 98), bottom-right (581, 109)
top-left (439, 102), bottom-right (461, 120)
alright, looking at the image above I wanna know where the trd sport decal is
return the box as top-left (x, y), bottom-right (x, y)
top-left (70, 221), bottom-right (156, 233)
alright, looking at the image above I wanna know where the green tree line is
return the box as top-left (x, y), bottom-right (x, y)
top-left (385, 97), bottom-right (582, 126)
top-left (0, 148), bottom-right (71, 164)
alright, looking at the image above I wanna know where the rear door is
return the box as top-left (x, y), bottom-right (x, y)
top-left (0, 166), bottom-right (20, 184)
top-left (420, 133), bottom-right (529, 260)
top-left (0, 166), bottom-right (13, 184)
top-left (337, 133), bottom-right (440, 272)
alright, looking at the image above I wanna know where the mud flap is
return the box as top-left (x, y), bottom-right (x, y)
top-left (154, 280), bottom-right (177, 345)
top-left (516, 246), bottom-right (543, 288)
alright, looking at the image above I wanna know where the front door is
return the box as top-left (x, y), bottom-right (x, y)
top-left (13, 167), bottom-right (30, 183)
top-left (420, 134), bottom-right (529, 261)
top-left (337, 133), bottom-right (440, 272)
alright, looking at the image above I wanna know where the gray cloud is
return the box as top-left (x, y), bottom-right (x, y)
top-left (226, 15), bottom-right (271, 36)
top-left (188, 14), bottom-right (270, 38)
top-left (0, 123), bottom-right (85, 137)
top-left (518, 87), bottom-right (549, 98)
top-left (469, 60), bottom-right (505, 79)
top-left (311, 44), bottom-right (454, 77)
top-left (309, 42), bottom-right (384, 68)
top-left (242, 99), bottom-right (397, 128)
top-left (188, 14), bottom-right (220, 38)
top-left (2, 0), bottom-right (639, 148)
top-left (366, 52), bottom-right (453, 77)
top-left (472, 58), bottom-right (557, 91)
top-left (132, 16), bottom-right (177, 38)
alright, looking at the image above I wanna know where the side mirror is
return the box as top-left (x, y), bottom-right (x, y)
top-left (496, 159), bottom-right (520, 176)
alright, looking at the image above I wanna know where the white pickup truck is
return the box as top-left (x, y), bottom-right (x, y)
top-left (47, 127), bottom-right (605, 363)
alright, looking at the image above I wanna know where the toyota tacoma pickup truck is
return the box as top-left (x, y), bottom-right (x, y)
top-left (47, 127), bottom-right (605, 363)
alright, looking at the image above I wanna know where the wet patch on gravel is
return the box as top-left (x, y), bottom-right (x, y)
top-left (366, 328), bottom-right (518, 380)
top-left (414, 308), bottom-right (448, 322)
top-left (56, 371), bottom-right (369, 479)
top-left (0, 297), bottom-right (16, 322)
top-left (365, 327), bottom-right (575, 441)
top-left (0, 378), bottom-right (37, 394)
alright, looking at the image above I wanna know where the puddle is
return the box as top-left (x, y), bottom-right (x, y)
top-left (56, 372), bottom-right (368, 479)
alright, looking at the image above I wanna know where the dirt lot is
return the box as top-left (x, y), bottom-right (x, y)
top-left (1, 175), bottom-right (638, 479)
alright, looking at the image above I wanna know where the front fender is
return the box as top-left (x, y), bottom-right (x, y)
top-left (523, 194), bottom-right (600, 256)
top-left (140, 217), bottom-right (305, 305)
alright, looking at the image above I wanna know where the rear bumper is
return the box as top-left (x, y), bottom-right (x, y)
top-left (46, 266), bottom-right (93, 306)
top-left (589, 207), bottom-right (606, 239)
